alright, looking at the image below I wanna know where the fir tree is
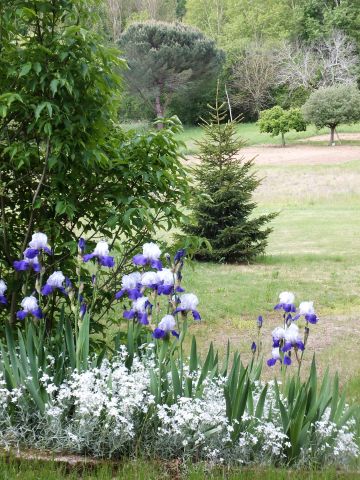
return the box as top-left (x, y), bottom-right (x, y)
top-left (184, 96), bottom-right (277, 263)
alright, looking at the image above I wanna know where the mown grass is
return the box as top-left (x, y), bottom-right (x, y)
top-left (175, 148), bottom-right (360, 390)
top-left (176, 122), bottom-right (360, 154)
top-left (1, 457), bottom-right (359, 480)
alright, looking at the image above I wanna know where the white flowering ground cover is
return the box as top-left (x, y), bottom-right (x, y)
top-left (0, 346), bottom-right (357, 467)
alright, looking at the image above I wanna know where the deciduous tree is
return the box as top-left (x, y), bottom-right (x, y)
top-left (258, 106), bottom-right (307, 146)
top-left (302, 84), bottom-right (360, 144)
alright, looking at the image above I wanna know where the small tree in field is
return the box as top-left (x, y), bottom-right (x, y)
top-left (183, 96), bottom-right (277, 263)
top-left (258, 106), bottom-right (307, 146)
top-left (302, 84), bottom-right (360, 145)
top-left (119, 21), bottom-right (224, 124)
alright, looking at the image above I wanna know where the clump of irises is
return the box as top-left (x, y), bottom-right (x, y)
top-left (261, 291), bottom-right (318, 371)
top-left (3, 232), bottom-right (200, 343)
top-left (116, 242), bottom-right (200, 339)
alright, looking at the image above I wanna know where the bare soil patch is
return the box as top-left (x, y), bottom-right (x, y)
top-left (186, 144), bottom-right (360, 167)
top-left (300, 132), bottom-right (360, 143)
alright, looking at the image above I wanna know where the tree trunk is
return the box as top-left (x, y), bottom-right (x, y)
top-left (329, 126), bottom-right (336, 146)
top-left (155, 94), bottom-right (164, 130)
top-left (281, 132), bottom-right (286, 147)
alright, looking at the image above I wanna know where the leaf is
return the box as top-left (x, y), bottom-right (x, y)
top-left (50, 79), bottom-right (59, 96)
top-left (19, 62), bottom-right (32, 77)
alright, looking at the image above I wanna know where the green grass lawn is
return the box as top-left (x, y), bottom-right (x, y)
top-left (173, 146), bottom-right (360, 392)
top-left (1, 457), bottom-right (359, 480)
top-left (176, 122), bottom-right (360, 154)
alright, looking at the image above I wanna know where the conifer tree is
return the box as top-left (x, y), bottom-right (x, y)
top-left (184, 95), bottom-right (277, 263)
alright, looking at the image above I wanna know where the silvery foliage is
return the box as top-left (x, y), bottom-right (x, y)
top-left (0, 348), bottom-right (357, 465)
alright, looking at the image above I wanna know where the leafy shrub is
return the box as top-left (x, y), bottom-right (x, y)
top-left (258, 106), bottom-right (307, 146)
top-left (0, 1), bottom-right (190, 325)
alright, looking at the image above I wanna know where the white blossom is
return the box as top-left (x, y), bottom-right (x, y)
top-left (21, 296), bottom-right (39, 312)
top-left (179, 293), bottom-right (199, 310)
top-left (0, 280), bottom-right (7, 296)
top-left (299, 301), bottom-right (315, 315)
top-left (46, 271), bottom-right (65, 288)
top-left (279, 291), bottom-right (295, 305)
top-left (93, 241), bottom-right (110, 257)
top-left (121, 272), bottom-right (141, 290)
top-left (143, 242), bottom-right (161, 260)
top-left (29, 232), bottom-right (48, 249)
top-left (158, 315), bottom-right (176, 332)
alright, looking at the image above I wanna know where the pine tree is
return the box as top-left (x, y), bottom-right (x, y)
top-left (184, 96), bottom-right (277, 263)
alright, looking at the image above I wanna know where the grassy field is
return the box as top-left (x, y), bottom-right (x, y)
top-left (175, 122), bottom-right (360, 154)
top-left (1, 457), bottom-right (360, 480)
top-left (174, 136), bottom-right (360, 398)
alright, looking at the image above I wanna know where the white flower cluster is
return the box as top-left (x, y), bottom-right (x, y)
top-left (0, 353), bottom-right (357, 466)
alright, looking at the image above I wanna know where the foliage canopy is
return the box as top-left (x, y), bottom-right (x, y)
top-left (258, 106), bottom-right (307, 146)
top-left (119, 21), bottom-right (224, 120)
top-left (302, 84), bottom-right (360, 144)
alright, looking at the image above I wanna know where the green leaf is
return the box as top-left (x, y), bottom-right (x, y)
top-left (19, 62), bottom-right (32, 77)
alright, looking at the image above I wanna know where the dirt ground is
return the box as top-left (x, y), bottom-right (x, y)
top-left (186, 134), bottom-right (360, 166)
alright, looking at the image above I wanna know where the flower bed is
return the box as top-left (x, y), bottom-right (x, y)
top-left (0, 234), bottom-right (358, 467)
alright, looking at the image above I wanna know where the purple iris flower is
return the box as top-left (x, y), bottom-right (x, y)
top-left (80, 302), bottom-right (87, 317)
top-left (17, 296), bottom-right (43, 320)
top-left (115, 272), bottom-right (142, 300)
top-left (173, 293), bottom-right (201, 320)
top-left (41, 271), bottom-right (66, 296)
top-left (13, 249), bottom-right (41, 273)
top-left (293, 301), bottom-right (319, 324)
top-left (25, 232), bottom-right (52, 258)
top-left (156, 268), bottom-right (184, 295)
top-left (281, 324), bottom-right (305, 353)
top-left (267, 348), bottom-right (281, 366)
top-left (78, 238), bottom-right (86, 253)
top-left (83, 241), bottom-right (115, 268)
top-left (133, 242), bottom-right (162, 270)
top-left (152, 315), bottom-right (179, 339)
top-left (174, 248), bottom-right (186, 264)
top-left (140, 271), bottom-right (160, 291)
top-left (251, 341), bottom-right (257, 353)
top-left (0, 280), bottom-right (7, 305)
top-left (267, 347), bottom-right (291, 367)
top-left (274, 291), bottom-right (296, 313)
top-left (257, 315), bottom-right (263, 328)
top-left (123, 297), bottom-right (152, 325)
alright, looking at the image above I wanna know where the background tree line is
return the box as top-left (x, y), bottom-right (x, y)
top-left (95, 0), bottom-right (360, 124)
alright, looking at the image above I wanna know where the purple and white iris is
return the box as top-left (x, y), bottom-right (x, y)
top-left (0, 280), bottom-right (7, 305)
top-left (83, 241), bottom-right (115, 268)
top-left (271, 326), bottom-right (285, 347)
top-left (140, 271), bottom-right (160, 290)
top-left (133, 242), bottom-right (162, 270)
top-left (13, 249), bottom-right (41, 272)
top-left (153, 314), bottom-right (179, 339)
top-left (115, 272), bottom-right (142, 300)
top-left (174, 293), bottom-right (201, 320)
top-left (123, 296), bottom-right (152, 325)
top-left (282, 323), bottom-right (305, 353)
top-left (274, 291), bottom-right (296, 313)
top-left (156, 268), bottom-right (174, 294)
top-left (294, 301), bottom-right (318, 324)
top-left (17, 295), bottom-right (43, 320)
top-left (25, 232), bottom-right (52, 259)
top-left (41, 271), bottom-right (66, 296)
top-left (267, 347), bottom-right (291, 366)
